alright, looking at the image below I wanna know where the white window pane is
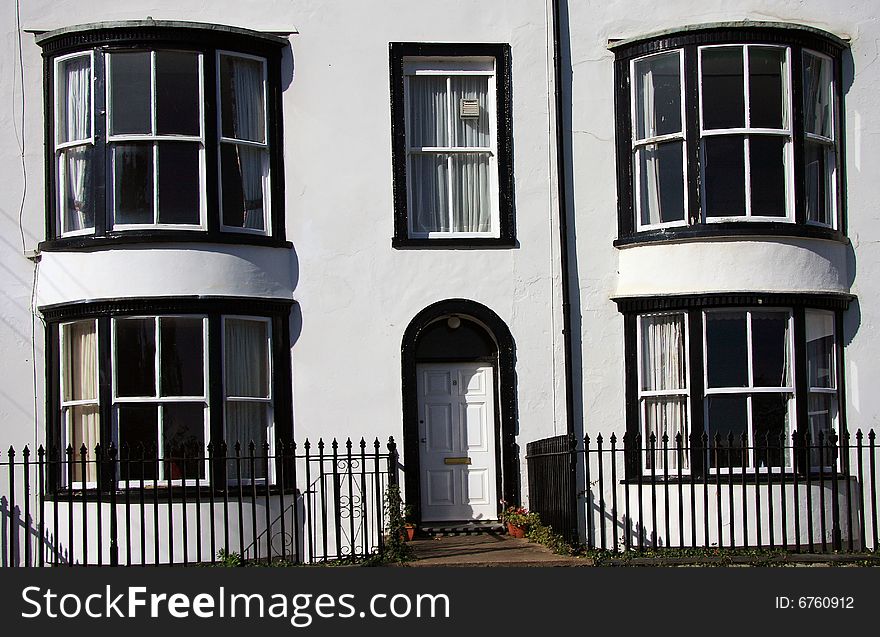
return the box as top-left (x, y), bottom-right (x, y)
top-left (706, 395), bottom-right (748, 468)
top-left (703, 136), bottom-right (746, 218)
top-left (225, 402), bottom-right (268, 479)
top-left (749, 47), bottom-right (787, 130)
top-left (220, 55), bottom-right (266, 143)
top-left (63, 320), bottom-right (97, 402)
top-left (751, 311), bottom-right (790, 387)
top-left (157, 142), bottom-right (201, 225)
top-left (61, 146), bottom-right (94, 233)
top-left (409, 154), bottom-right (449, 232)
top-left (636, 141), bottom-right (685, 226)
top-left (640, 313), bottom-right (687, 391)
top-left (643, 397), bottom-right (688, 471)
top-left (701, 47), bottom-right (745, 130)
top-left (156, 51), bottom-right (200, 136)
top-left (221, 144), bottom-right (268, 231)
top-left (69, 405), bottom-right (100, 482)
top-left (451, 76), bottom-right (489, 147)
top-left (808, 393), bottom-right (838, 467)
top-left (162, 403), bottom-right (206, 479)
top-left (225, 318), bottom-right (269, 398)
top-left (749, 136), bottom-right (787, 217)
top-left (113, 143), bottom-right (154, 225)
top-left (159, 317), bottom-right (204, 397)
top-left (705, 311), bottom-right (748, 388)
top-left (805, 141), bottom-right (834, 226)
top-left (58, 55), bottom-right (91, 143)
top-left (806, 311), bottom-right (835, 389)
top-left (803, 53), bottom-right (833, 138)
top-left (452, 153), bottom-right (491, 232)
top-left (115, 317), bottom-right (157, 398)
top-left (109, 52), bottom-right (151, 135)
top-left (634, 52), bottom-right (681, 140)
top-left (752, 393), bottom-right (790, 468)
top-left (408, 76), bottom-right (449, 147)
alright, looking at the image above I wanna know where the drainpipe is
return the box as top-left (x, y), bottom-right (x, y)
top-left (550, 0), bottom-right (576, 438)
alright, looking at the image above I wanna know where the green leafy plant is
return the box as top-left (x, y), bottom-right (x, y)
top-left (216, 548), bottom-right (243, 567)
top-left (382, 483), bottom-right (414, 563)
top-left (498, 501), bottom-right (540, 529)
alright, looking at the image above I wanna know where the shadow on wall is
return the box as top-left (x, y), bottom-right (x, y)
top-left (0, 495), bottom-right (69, 567)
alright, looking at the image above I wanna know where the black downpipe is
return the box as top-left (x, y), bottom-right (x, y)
top-left (551, 0), bottom-right (579, 540)
top-left (551, 0), bottom-right (575, 439)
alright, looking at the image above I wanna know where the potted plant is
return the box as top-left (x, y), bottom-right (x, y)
top-left (499, 501), bottom-right (540, 538)
top-left (403, 505), bottom-right (417, 541)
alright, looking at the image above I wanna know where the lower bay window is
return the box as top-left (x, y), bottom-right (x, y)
top-left (46, 298), bottom-right (292, 488)
top-left (620, 294), bottom-right (850, 476)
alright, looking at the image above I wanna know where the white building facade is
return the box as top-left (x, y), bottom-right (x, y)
top-left (0, 0), bottom-right (878, 563)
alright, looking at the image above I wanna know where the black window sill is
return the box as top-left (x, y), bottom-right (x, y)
top-left (614, 222), bottom-right (848, 248)
top-left (619, 472), bottom-right (851, 485)
top-left (46, 485), bottom-right (299, 502)
top-left (392, 237), bottom-right (518, 250)
top-left (40, 231), bottom-right (293, 252)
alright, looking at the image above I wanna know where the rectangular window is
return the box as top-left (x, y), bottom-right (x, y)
top-left (107, 51), bottom-right (205, 230)
top-left (631, 50), bottom-right (687, 230)
top-left (218, 52), bottom-right (270, 235)
top-left (55, 52), bottom-right (95, 237)
top-left (223, 317), bottom-right (273, 481)
top-left (112, 316), bottom-right (208, 483)
top-left (703, 309), bottom-right (794, 469)
top-left (806, 310), bottom-right (839, 467)
top-left (60, 320), bottom-right (99, 484)
top-left (699, 45), bottom-right (793, 221)
top-left (803, 51), bottom-right (837, 228)
top-left (403, 59), bottom-right (498, 238)
top-left (638, 312), bottom-right (690, 471)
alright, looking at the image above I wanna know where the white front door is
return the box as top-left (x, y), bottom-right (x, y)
top-left (417, 363), bottom-right (498, 521)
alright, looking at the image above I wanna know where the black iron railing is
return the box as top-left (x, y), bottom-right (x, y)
top-left (0, 437), bottom-right (399, 567)
top-left (528, 430), bottom-right (880, 553)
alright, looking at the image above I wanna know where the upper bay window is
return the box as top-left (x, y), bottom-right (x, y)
top-left (614, 24), bottom-right (847, 244)
top-left (390, 43), bottom-right (515, 248)
top-left (39, 22), bottom-right (288, 248)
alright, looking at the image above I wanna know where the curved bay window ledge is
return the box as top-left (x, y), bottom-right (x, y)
top-left (37, 21), bottom-right (288, 249)
top-left (615, 237), bottom-right (851, 300)
top-left (613, 221), bottom-right (848, 248)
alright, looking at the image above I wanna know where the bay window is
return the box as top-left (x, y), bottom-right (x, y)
top-left (619, 294), bottom-right (850, 476)
top-left (46, 298), bottom-right (293, 488)
top-left (390, 43), bottom-right (515, 247)
top-left (613, 24), bottom-right (847, 244)
top-left (38, 22), bottom-right (288, 248)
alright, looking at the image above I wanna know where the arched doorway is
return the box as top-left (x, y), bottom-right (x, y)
top-left (401, 299), bottom-right (518, 522)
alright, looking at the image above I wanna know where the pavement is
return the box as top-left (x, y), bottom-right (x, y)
top-left (404, 532), bottom-right (588, 567)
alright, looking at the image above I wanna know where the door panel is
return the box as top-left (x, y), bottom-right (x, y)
top-left (417, 363), bottom-right (497, 521)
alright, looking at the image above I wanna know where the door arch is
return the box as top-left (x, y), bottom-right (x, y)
top-left (401, 299), bottom-right (519, 521)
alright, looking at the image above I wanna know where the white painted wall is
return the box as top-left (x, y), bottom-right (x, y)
top-left (0, 1), bottom-right (566, 514)
top-left (564, 0), bottom-right (880, 443)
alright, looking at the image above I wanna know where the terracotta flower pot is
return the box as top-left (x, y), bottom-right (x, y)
top-left (507, 522), bottom-right (527, 538)
top-left (403, 524), bottom-right (416, 541)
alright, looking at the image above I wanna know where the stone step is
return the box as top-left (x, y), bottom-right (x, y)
top-left (417, 521), bottom-right (506, 537)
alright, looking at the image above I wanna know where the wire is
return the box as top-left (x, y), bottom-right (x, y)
top-left (14, 0), bottom-right (28, 254)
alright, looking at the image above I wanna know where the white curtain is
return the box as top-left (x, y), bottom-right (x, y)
top-left (61, 56), bottom-right (91, 232)
top-left (452, 77), bottom-right (488, 147)
top-left (804, 54), bottom-right (831, 138)
top-left (641, 314), bottom-right (688, 470)
top-left (229, 58), bottom-right (266, 230)
top-left (224, 318), bottom-right (267, 438)
top-left (410, 154), bottom-right (448, 232)
top-left (409, 76), bottom-right (448, 147)
top-left (453, 154), bottom-right (490, 232)
top-left (64, 321), bottom-right (99, 481)
top-left (637, 64), bottom-right (661, 226)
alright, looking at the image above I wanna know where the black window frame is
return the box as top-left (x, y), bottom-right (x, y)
top-left (43, 296), bottom-right (294, 492)
top-left (389, 42), bottom-right (516, 249)
top-left (615, 292), bottom-right (853, 478)
top-left (612, 23), bottom-right (849, 247)
top-left (37, 22), bottom-right (290, 251)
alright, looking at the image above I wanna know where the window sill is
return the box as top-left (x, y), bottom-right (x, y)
top-left (614, 222), bottom-right (848, 248)
top-left (40, 231), bottom-right (293, 252)
top-left (392, 236), bottom-right (518, 249)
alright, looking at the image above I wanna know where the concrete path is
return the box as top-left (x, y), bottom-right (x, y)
top-left (404, 532), bottom-right (588, 567)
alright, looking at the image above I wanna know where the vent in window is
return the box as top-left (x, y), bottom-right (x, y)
top-left (459, 98), bottom-right (481, 119)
